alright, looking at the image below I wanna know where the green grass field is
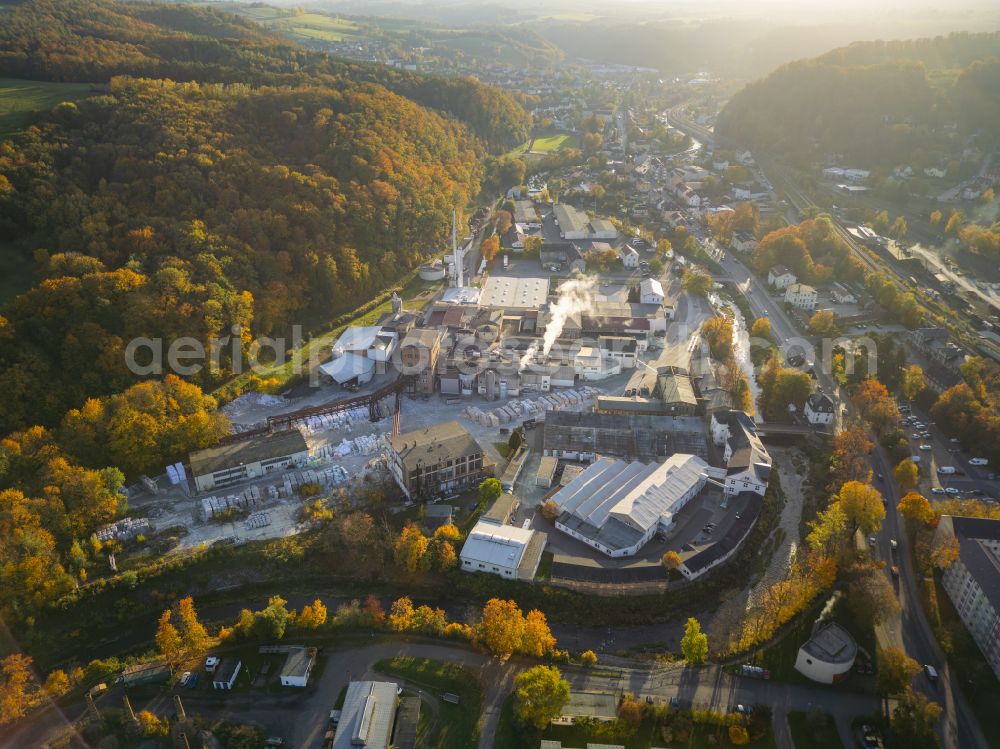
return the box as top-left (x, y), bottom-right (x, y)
top-left (504, 133), bottom-right (580, 160)
top-left (530, 134), bottom-right (579, 152)
top-left (272, 13), bottom-right (363, 42)
top-left (0, 78), bottom-right (92, 137)
top-left (374, 657), bottom-right (482, 749)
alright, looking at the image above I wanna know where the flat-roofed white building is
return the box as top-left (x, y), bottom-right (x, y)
top-left (279, 646), bottom-right (317, 687)
top-left (460, 521), bottom-right (547, 580)
top-left (480, 276), bottom-right (549, 309)
top-left (548, 455), bottom-right (718, 557)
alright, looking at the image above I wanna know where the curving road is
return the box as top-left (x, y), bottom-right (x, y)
top-left (4, 639), bottom-right (884, 749)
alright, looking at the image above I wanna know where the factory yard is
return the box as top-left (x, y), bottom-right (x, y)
top-left (125, 372), bottom-right (627, 554)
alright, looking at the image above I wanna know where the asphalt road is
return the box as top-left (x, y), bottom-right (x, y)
top-left (6, 641), bottom-right (884, 749)
top-left (869, 447), bottom-right (989, 749)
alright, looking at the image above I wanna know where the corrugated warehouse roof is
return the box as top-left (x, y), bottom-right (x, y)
top-left (551, 454), bottom-right (708, 539)
top-left (333, 681), bottom-right (398, 749)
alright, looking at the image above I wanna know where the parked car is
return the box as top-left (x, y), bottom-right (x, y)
top-left (931, 488), bottom-right (946, 495)
top-left (869, 535), bottom-right (877, 547)
top-left (946, 487), bottom-right (960, 495)
top-left (187, 672), bottom-right (200, 689)
top-left (179, 671), bottom-right (191, 687)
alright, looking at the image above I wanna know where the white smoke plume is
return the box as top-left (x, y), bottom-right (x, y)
top-left (520, 274), bottom-right (597, 369)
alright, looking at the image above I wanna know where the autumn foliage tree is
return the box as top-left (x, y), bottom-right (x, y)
top-left (876, 647), bottom-right (920, 696)
top-left (853, 378), bottom-right (900, 438)
top-left (898, 493), bottom-right (936, 526)
top-left (478, 598), bottom-right (527, 658)
top-left (837, 481), bottom-right (886, 534)
top-left (902, 364), bottom-right (926, 401)
top-left (661, 551), bottom-right (683, 570)
top-left (513, 665), bottom-right (570, 730)
top-left (830, 426), bottom-right (874, 486)
top-left (893, 459), bottom-right (919, 493)
top-left (929, 534), bottom-right (960, 570)
top-left (680, 617), bottom-right (709, 665)
top-left (297, 599), bottom-right (328, 629)
top-left (0, 654), bottom-right (36, 725)
top-left (394, 525), bottom-right (430, 572)
top-left (155, 609), bottom-right (182, 665)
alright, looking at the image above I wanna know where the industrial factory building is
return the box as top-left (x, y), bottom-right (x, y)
top-left (460, 520), bottom-right (547, 580)
top-left (598, 365), bottom-right (698, 416)
top-left (547, 454), bottom-right (719, 557)
top-left (189, 429), bottom-right (309, 493)
top-left (388, 421), bottom-right (494, 499)
top-left (553, 203), bottom-right (618, 241)
top-left (542, 411), bottom-right (708, 463)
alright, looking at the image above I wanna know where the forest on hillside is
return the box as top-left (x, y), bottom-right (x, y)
top-left (0, 0), bottom-right (533, 434)
top-left (0, 0), bottom-right (532, 635)
top-left (0, 0), bottom-right (531, 150)
top-left (715, 32), bottom-right (1000, 165)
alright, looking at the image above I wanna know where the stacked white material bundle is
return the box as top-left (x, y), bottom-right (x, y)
top-left (93, 517), bottom-right (153, 543)
top-left (245, 512), bottom-right (271, 529)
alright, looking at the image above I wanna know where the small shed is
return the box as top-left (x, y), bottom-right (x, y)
top-left (212, 659), bottom-right (242, 690)
top-left (279, 646), bottom-right (317, 687)
top-left (536, 456), bottom-right (559, 488)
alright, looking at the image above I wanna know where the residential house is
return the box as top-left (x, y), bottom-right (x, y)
top-left (731, 231), bottom-right (757, 254)
top-left (639, 277), bottom-right (665, 305)
top-left (212, 659), bottom-right (241, 690)
top-left (767, 265), bottom-right (797, 290)
top-left (804, 392), bottom-right (836, 426)
top-left (279, 646), bottom-right (317, 687)
top-left (617, 243), bottom-right (640, 269)
top-left (785, 283), bottom-right (818, 311)
top-left (710, 410), bottom-right (771, 496)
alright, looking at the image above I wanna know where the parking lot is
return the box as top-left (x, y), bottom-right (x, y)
top-left (897, 402), bottom-right (997, 501)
